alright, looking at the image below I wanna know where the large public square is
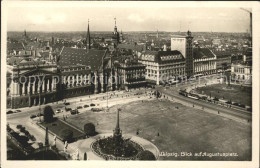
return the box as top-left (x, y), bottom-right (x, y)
top-left (66, 98), bottom-right (251, 160)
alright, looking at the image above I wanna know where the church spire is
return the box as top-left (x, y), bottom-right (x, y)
top-left (114, 17), bottom-right (117, 34)
top-left (86, 19), bottom-right (91, 50)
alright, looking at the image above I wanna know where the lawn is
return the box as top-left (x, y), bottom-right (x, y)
top-left (195, 84), bottom-right (252, 106)
top-left (41, 118), bottom-right (85, 141)
top-left (66, 99), bottom-right (251, 161)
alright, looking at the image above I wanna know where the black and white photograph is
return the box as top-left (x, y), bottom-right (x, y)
top-left (1, 1), bottom-right (259, 168)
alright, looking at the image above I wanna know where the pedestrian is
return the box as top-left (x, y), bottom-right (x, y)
top-left (157, 132), bottom-right (160, 137)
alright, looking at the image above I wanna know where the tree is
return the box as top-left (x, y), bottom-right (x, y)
top-left (43, 106), bottom-right (54, 123)
top-left (84, 123), bottom-right (96, 136)
top-left (137, 150), bottom-right (156, 160)
top-left (60, 129), bottom-right (73, 142)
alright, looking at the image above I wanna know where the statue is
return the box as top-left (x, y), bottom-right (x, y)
top-left (53, 135), bottom-right (57, 146)
top-left (75, 149), bottom-right (79, 160)
top-left (64, 141), bottom-right (68, 152)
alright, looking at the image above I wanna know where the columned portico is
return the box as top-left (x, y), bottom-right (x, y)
top-left (115, 70), bottom-right (118, 90)
top-left (100, 73), bottom-right (104, 93)
top-left (47, 79), bottom-right (50, 92)
top-left (94, 72), bottom-right (98, 94)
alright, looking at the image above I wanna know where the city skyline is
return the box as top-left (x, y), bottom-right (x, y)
top-left (7, 5), bottom-right (251, 33)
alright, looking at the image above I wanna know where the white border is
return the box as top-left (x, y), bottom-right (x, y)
top-left (1, 1), bottom-right (259, 168)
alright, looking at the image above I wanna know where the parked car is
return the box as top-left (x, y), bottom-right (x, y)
top-left (90, 103), bottom-right (95, 107)
top-left (65, 107), bottom-right (72, 112)
top-left (70, 109), bottom-right (78, 115)
top-left (64, 102), bottom-right (70, 105)
top-left (7, 110), bottom-right (13, 114)
top-left (91, 108), bottom-right (102, 112)
top-left (30, 115), bottom-right (37, 119)
top-left (77, 106), bottom-right (83, 109)
top-left (84, 105), bottom-right (89, 108)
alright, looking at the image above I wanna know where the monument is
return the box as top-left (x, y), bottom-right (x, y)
top-left (91, 108), bottom-right (144, 160)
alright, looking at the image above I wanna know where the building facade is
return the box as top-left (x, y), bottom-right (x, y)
top-left (231, 63), bottom-right (252, 83)
top-left (7, 61), bottom-right (59, 109)
top-left (114, 59), bottom-right (146, 90)
top-left (171, 31), bottom-right (193, 77)
top-left (6, 19), bottom-right (148, 109)
top-left (231, 49), bottom-right (252, 85)
top-left (193, 47), bottom-right (217, 75)
top-left (138, 50), bottom-right (186, 85)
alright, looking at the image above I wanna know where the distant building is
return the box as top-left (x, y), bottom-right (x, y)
top-left (117, 43), bottom-right (144, 57)
top-left (214, 51), bottom-right (231, 70)
top-left (7, 42), bottom-right (25, 55)
top-left (231, 62), bottom-right (252, 85)
top-left (231, 48), bottom-right (252, 85)
top-left (193, 47), bottom-right (217, 75)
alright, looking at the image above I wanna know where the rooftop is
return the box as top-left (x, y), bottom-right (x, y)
top-left (193, 47), bottom-right (215, 59)
top-left (58, 47), bottom-right (107, 71)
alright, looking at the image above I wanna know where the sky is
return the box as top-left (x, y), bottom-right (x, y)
top-left (6, 4), bottom-right (251, 32)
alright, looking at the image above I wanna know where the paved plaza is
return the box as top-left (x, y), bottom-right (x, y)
top-left (66, 98), bottom-right (251, 160)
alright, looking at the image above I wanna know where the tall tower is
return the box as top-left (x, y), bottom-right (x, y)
top-left (156, 29), bottom-right (159, 39)
top-left (51, 36), bottom-right (55, 45)
top-left (185, 30), bottom-right (194, 78)
top-left (24, 29), bottom-right (27, 37)
top-left (112, 18), bottom-right (120, 45)
top-left (86, 19), bottom-right (91, 51)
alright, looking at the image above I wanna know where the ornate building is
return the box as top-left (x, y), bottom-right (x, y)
top-left (138, 50), bottom-right (186, 85)
top-left (114, 57), bottom-right (146, 91)
top-left (7, 19), bottom-right (147, 109)
top-left (7, 60), bottom-right (58, 108)
top-left (231, 49), bottom-right (252, 85)
top-left (193, 47), bottom-right (217, 75)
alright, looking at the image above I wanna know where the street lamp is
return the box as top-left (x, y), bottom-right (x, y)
top-left (106, 85), bottom-right (109, 109)
top-left (39, 83), bottom-right (41, 122)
